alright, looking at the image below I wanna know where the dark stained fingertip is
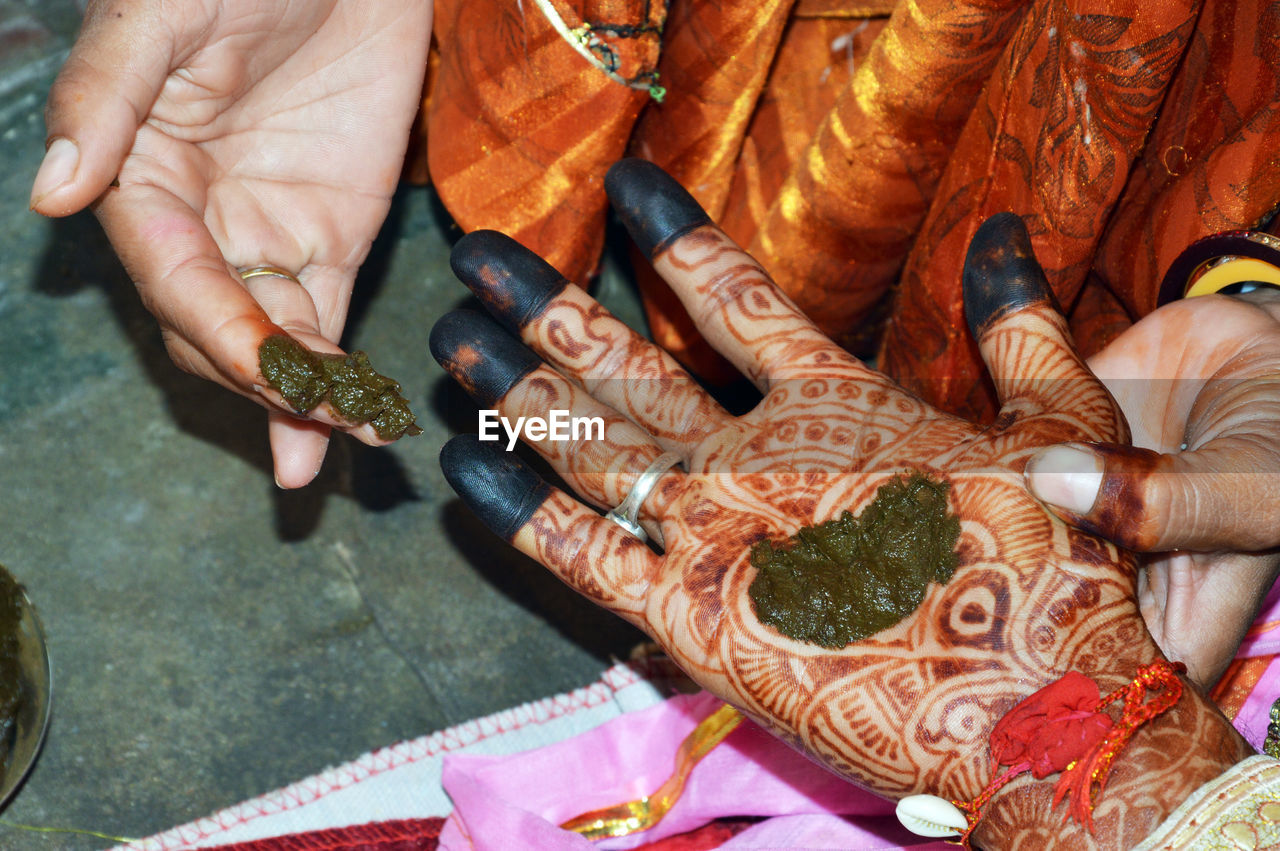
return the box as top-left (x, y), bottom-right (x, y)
top-left (963, 213), bottom-right (1059, 340)
top-left (450, 230), bottom-right (570, 333)
top-left (441, 434), bottom-right (552, 542)
top-left (429, 309), bottom-right (542, 408)
top-left (1076, 444), bottom-right (1162, 552)
top-left (1027, 442), bottom-right (1165, 551)
top-left (605, 158), bottom-right (711, 259)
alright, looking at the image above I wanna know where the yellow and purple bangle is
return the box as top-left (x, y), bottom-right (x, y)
top-left (1159, 230), bottom-right (1280, 303)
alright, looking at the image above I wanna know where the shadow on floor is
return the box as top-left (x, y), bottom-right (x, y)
top-left (28, 196), bottom-right (423, 543)
top-left (440, 496), bottom-right (646, 665)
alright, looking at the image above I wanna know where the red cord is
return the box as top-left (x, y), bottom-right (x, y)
top-left (953, 660), bottom-right (1185, 847)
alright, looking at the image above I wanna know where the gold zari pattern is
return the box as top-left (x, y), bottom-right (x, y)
top-left (1133, 756), bottom-right (1280, 851)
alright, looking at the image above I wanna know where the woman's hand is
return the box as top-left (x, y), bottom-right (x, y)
top-left (1026, 290), bottom-right (1280, 688)
top-left (433, 160), bottom-right (1250, 847)
top-left (32, 0), bottom-right (433, 487)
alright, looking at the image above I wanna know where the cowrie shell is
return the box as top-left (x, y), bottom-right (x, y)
top-left (895, 794), bottom-right (968, 837)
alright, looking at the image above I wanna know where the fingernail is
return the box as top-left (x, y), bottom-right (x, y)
top-left (450, 230), bottom-right (568, 332)
top-left (962, 213), bottom-right (1053, 340)
top-left (441, 434), bottom-right (551, 541)
top-left (429, 310), bottom-right (541, 407)
top-left (605, 158), bottom-right (710, 259)
top-left (30, 137), bottom-right (80, 208)
top-left (1025, 445), bottom-right (1104, 514)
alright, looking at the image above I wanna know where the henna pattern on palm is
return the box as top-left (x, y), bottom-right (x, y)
top-left (435, 161), bottom-right (1249, 848)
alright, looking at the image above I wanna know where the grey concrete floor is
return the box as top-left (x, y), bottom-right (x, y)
top-left (0, 3), bottom-right (649, 846)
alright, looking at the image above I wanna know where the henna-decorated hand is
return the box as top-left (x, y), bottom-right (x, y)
top-left (433, 160), bottom-right (1251, 848)
top-left (1027, 289), bottom-right (1280, 690)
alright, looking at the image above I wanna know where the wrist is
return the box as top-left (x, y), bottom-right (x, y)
top-left (974, 672), bottom-right (1253, 849)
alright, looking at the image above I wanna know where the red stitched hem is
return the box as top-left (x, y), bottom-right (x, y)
top-left (198, 817), bottom-right (445, 851)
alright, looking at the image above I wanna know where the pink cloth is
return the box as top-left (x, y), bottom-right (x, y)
top-left (1239, 580), bottom-right (1280, 658)
top-left (718, 815), bottom-right (941, 850)
top-left (1230, 579), bottom-right (1280, 751)
top-left (1236, 658), bottom-right (1280, 752)
top-left (439, 690), bottom-right (949, 851)
top-left (116, 578), bottom-right (1280, 851)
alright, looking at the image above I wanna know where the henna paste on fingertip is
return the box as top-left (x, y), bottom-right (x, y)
top-left (257, 335), bottom-right (421, 440)
top-left (963, 213), bottom-right (1062, 340)
top-left (429, 310), bottom-right (542, 408)
top-left (451, 231), bottom-right (569, 332)
top-left (748, 473), bottom-right (961, 648)
top-left (441, 434), bottom-right (552, 541)
top-left (605, 158), bottom-right (711, 258)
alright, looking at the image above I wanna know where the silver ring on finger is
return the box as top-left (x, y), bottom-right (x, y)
top-left (605, 451), bottom-right (683, 548)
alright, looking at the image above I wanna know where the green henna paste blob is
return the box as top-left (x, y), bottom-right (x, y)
top-left (258, 335), bottom-right (422, 440)
top-left (748, 473), bottom-right (961, 649)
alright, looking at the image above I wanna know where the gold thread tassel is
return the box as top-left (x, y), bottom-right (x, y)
top-left (560, 703), bottom-right (744, 840)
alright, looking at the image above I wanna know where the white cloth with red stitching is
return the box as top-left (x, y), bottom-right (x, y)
top-left (107, 661), bottom-right (680, 850)
top-left (107, 616), bottom-right (1280, 851)
top-left (106, 653), bottom-right (945, 851)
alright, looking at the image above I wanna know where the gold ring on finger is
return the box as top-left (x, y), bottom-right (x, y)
top-left (238, 265), bottom-right (301, 285)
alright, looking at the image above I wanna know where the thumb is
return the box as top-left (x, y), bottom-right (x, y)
top-left (31, 2), bottom-right (178, 216)
top-left (1025, 441), bottom-right (1280, 552)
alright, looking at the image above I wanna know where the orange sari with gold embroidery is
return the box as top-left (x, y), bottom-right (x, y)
top-left (415, 0), bottom-right (1280, 421)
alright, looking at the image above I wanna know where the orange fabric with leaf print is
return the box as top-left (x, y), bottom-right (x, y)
top-left (426, 0), bottom-right (663, 285)
top-left (417, 0), bottom-right (1280, 421)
